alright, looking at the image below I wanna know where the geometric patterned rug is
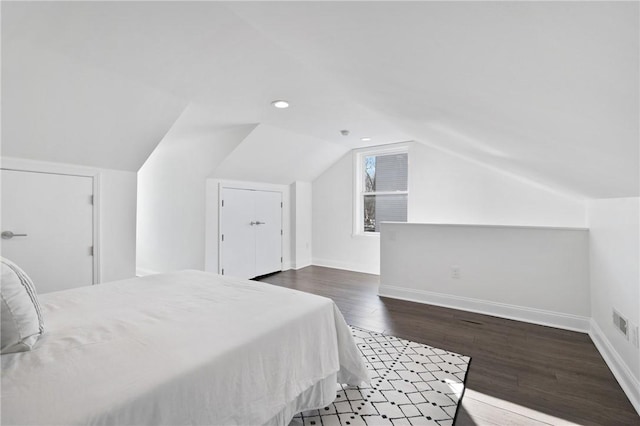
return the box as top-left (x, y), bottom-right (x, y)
top-left (292, 326), bottom-right (471, 426)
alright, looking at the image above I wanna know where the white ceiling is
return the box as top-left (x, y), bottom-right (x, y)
top-left (211, 123), bottom-right (349, 184)
top-left (2, 1), bottom-right (637, 197)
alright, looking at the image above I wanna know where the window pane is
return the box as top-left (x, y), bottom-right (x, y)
top-left (363, 193), bottom-right (376, 232)
top-left (363, 194), bottom-right (408, 232)
top-left (364, 155), bottom-right (376, 192)
top-left (375, 153), bottom-right (408, 192)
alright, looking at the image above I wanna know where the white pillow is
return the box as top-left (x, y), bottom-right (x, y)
top-left (1, 257), bottom-right (45, 354)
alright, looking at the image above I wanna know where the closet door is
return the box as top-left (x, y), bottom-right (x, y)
top-left (220, 188), bottom-right (255, 279)
top-left (219, 187), bottom-right (283, 279)
top-left (254, 191), bottom-right (282, 277)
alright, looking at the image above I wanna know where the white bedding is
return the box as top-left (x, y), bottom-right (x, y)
top-left (1, 270), bottom-right (369, 425)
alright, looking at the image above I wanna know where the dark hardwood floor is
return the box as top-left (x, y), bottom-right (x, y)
top-left (257, 266), bottom-right (640, 426)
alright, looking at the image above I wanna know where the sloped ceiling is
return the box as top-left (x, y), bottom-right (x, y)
top-left (2, 38), bottom-right (187, 171)
top-left (211, 124), bottom-right (349, 184)
top-left (2, 2), bottom-right (637, 197)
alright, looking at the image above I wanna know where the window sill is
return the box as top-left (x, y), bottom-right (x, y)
top-left (351, 232), bottom-right (381, 238)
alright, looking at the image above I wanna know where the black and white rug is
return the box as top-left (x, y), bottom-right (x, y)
top-left (292, 326), bottom-right (471, 426)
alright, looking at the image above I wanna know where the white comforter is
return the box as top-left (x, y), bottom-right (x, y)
top-left (1, 271), bottom-right (369, 425)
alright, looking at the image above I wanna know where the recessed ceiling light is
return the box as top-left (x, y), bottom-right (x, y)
top-left (361, 137), bottom-right (372, 142)
top-left (271, 100), bottom-right (289, 109)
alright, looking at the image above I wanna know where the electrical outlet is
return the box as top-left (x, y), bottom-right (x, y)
top-left (451, 266), bottom-right (461, 279)
top-left (613, 309), bottom-right (629, 340)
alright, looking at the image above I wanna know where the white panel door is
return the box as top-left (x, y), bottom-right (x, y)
top-left (220, 188), bottom-right (256, 279)
top-left (220, 188), bottom-right (283, 279)
top-left (1, 169), bottom-right (94, 293)
top-left (254, 190), bottom-right (282, 277)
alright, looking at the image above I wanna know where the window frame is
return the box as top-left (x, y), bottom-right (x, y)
top-left (352, 143), bottom-right (410, 236)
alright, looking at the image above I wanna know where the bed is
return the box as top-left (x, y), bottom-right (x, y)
top-left (1, 270), bottom-right (369, 425)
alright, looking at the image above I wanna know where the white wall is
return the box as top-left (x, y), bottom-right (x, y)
top-left (136, 111), bottom-right (256, 275)
top-left (290, 181), bottom-right (313, 270)
top-left (204, 180), bottom-right (291, 274)
top-left (313, 151), bottom-right (380, 273)
top-left (0, 157), bottom-right (137, 282)
top-left (138, 117), bottom-right (339, 276)
top-left (587, 197), bottom-right (640, 413)
top-left (379, 223), bottom-right (591, 331)
top-left (312, 142), bottom-right (587, 274)
top-left (98, 170), bottom-right (138, 282)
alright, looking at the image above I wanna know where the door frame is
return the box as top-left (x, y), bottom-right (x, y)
top-left (217, 182), bottom-right (283, 276)
top-left (1, 157), bottom-right (101, 284)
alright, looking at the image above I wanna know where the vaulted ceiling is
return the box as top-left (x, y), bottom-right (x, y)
top-left (2, 1), bottom-right (637, 198)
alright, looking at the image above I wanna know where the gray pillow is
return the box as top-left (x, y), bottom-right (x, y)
top-left (1, 257), bottom-right (45, 354)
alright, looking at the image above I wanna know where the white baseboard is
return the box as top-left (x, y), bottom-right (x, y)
top-left (589, 319), bottom-right (640, 415)
top-left (378, 285), bottom-right (590, 333)
top-left (291, 260), bottom-right (312, 270)
top-left (312, 257), bottom-right (379, 275)
top-left (136, 267), bottom-right (160, 277)
top-left (282, 261), bottom-right (292, 272)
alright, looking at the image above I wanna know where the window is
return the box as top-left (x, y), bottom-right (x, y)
top-left (355, 146), bottom-right (408, 234)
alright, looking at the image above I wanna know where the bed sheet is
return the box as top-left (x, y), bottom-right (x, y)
top-left (1, 270), bottom-right (368, 425)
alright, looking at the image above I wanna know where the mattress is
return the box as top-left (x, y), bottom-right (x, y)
top-left (1, 270), bottom-right (369, 425)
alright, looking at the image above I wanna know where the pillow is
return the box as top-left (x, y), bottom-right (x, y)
top-left (1, 257), bottom-right (45, 354)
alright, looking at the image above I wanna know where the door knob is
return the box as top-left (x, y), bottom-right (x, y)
top-left (1, 231), bottom-right (28, 239)
top-left (250, 221), bottom-right (256, 226)
top-left (255, 221), bottom-right (265, 225)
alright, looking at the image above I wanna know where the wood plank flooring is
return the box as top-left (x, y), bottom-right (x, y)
top-left (257, 266), bottom-right (639, 426)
